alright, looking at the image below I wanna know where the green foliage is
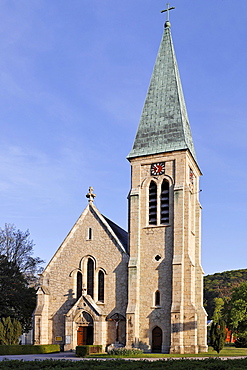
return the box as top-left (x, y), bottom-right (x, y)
top-left (234, 335), bottom-right (247, 348)
top-left (76, 345), bottom-right (102, 357)
top-left (204, 269), bottom-right (247, 319)
top-left (107, 347), bottom-right (144, 356)
top-left (0, 317), bottom-right (22, 345)
top-left (0, 256), bottom-right (36, 332)
top-left (226, 282), bottom-right (247, 336)
top-left (0, 344), bottom-right (60, 355)
top-left (1, 358), bottom-right (247, 369)
top-left (212, 298), bottom-right (224, 322)
top-left (210, 318), bottom-right (226, 353)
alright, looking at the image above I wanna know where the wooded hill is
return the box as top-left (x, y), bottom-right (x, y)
top-left (204, 268), bottom-right (247, 319)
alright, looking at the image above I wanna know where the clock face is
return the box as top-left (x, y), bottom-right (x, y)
top-left (151, 163), bottom-right (165, 176)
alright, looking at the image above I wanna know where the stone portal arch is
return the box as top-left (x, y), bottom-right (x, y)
top-left (76, 311), bottom-right (94, 346)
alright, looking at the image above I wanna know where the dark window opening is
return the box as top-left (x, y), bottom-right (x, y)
top-left (155, 290), bottom-right (161, 306)
top-left (87, 258), bottom-right (94, 299)
top-left (160, 180), bottom-right (169, 224)
top-left (88, 228), bottom-right (92, 240)
top-left (77, 272), bottom-right (82, 300)
top-left (98, 271), bottom-right (104, 302)
top-left (149, 181), bottom-right (157, 225)
top-left (155, 255), bottom-right (161, 261)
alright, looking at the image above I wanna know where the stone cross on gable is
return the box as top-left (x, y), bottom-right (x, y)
top-left (161, 3), bottom-right (175, 21)
top-left (86, 186), bottom-right (96, 203)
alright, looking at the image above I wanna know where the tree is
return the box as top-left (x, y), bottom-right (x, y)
top-left (226, 282), bottom-right (247, 339)
top-left (210, 318), bottom-right (226, 353)
top-left (209, 298), bottom-right (226, 353)
top-left (0, 256), bottom-right (36, 332)
top-left (0, 317), bottom-right (22, 345)
top-left (204, 269), bottom-right (247, 319)
top-left (0, 223), bottom-right (44, 285)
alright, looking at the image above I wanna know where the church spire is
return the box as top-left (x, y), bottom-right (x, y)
top-left (127, 21), bottom-right (197, 162)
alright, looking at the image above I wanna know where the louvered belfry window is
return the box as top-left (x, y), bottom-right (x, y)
top-left (149, 181), bottom-right (157, 225)
top-left (87, 258), bottom-right (94, 299)
top-left (160, 180), bottom-right (169, 224)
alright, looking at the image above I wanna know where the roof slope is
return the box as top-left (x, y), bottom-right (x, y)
top-left (128, 22), bottom-right (196, 161)
top-left (103, 215), bottom-right (128, 253)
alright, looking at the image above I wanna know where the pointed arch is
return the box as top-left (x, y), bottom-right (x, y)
top-left (152, 326), bottom-right (162, 353)
top-left (98, 270), bottom-right (104, 302)
top-left (76, 271), bottom-right (82, 300)
top-left (160, 179), bottom-right (169, 224)
top-left (149, 181), bottom-right (157, 225)
top-left (87, 258), bottom-right (94, 299)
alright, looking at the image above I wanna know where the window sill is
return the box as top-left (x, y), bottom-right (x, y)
top-left (151, 306), bottom-right (161, 309)
top-left (144, 224), bottom-right (171, 229)
top-left (97, 301), bottom-right (105, 305)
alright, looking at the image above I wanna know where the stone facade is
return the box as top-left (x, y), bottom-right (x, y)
top-left (126, 151), bottom-right (207, 353)
top-left (34, 21), bottom-right (208, 354)
top-left (34, 203), bottom-right (129, 350)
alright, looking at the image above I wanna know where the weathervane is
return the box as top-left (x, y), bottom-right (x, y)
top-left (161, 3), bottom-right (175, 21)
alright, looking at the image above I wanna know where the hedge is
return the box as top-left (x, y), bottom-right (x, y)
top-left (76, 345), bottom-right (102, 357)
top-left (1, 359), bottom-right (247, 369)
top-left (0, 344), bottom-right (60, 355)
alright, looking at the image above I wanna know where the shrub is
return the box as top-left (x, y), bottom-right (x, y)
top-left (107, 347), bottom-right (144, 356)
top-left (76, 345), bottom-right (102, 357)
top-left (0, 317), bottom-right (22, 345)
top-left (0, 344), bottom-right (60, 355)
top-left (235, 336), bottom-right (247, 348)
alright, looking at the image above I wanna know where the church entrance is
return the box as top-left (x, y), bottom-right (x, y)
top-left (152, 326), bottom-right (162, 353)
top-left (76, 311), bottom-right (94, 346)
top-left (77, 326), bottom-right (93, 345)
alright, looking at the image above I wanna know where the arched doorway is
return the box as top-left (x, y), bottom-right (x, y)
top-left (77, 312), bottom-right (94, 346)
top-left (152, 326), bottom-right (162, 353)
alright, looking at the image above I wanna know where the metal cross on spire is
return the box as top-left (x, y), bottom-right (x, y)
top-left (161, 3), bottom-right (175, 21)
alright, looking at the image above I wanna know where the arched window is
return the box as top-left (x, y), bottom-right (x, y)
top-left (87, 258), bottom-right (94, 299)
top-left (98, 270), bottom-right (104, 302)
top-left (77, 272), bottom-right (82, 300)
top-left (160, 180), bottom-right (169, 224)
top-left (149, 181), bottom-right (157, 225)
top-left (155, 290), bottom-right (161, 306)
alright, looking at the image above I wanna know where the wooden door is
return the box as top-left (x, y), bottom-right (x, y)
top-left (152, 326), bottom-right (162, 353)
top-left (77, 326), bottom-right (87, 346)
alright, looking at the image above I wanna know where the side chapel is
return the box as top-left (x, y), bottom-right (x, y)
top-left (34, 16), bottom-right (208, 354)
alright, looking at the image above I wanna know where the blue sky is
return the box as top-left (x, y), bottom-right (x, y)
top-left (0, 0), bottom-right (246, 276)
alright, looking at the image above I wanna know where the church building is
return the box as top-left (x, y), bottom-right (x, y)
top-left (34, 17), bottom-right (208, 354)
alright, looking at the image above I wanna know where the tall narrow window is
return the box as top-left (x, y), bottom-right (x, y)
top-left (98, 271), bottom-right (104, 302)
top-left (77, 272), bottom-right (82, 300)
top-left (160, 180), bottom-right (169, 224)
top-left (88, 228), bottom-right (92, 240)
top-left (149, 181), bottom-right (157, 225)
top-left (155, 290), bottom-right (161, 306)
top-left (87, 258), bottom-right (94, 299)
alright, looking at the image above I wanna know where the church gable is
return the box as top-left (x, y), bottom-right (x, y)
top-left (43, 202), bottom-right (128, 277)
top-left (35, 194), bottom-right (128, 347)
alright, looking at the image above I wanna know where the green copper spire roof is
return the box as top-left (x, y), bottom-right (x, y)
top-left (127, 22), bottom-right (196, 161)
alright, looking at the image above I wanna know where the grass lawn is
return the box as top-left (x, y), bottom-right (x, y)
top-left (88, 346), bottom-right (247, 358)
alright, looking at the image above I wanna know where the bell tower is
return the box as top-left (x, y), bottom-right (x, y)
top-left (126, 19), bottom-right (208, 354)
